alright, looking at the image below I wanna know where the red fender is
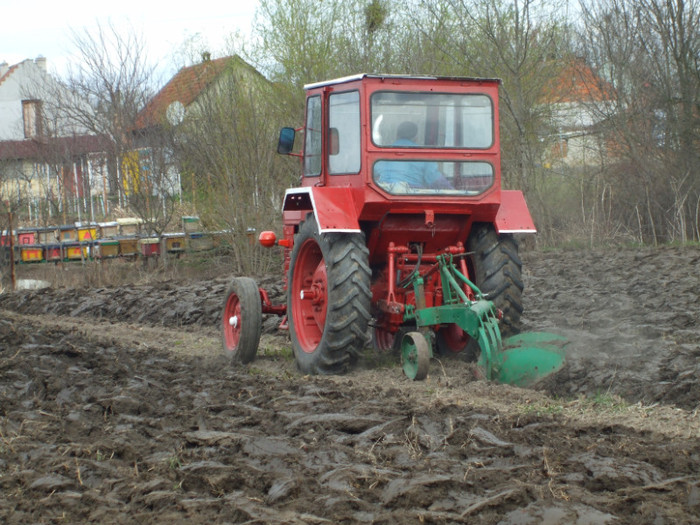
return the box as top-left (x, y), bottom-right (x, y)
top-left (283, 187), bottom-right (361, 233)
top-left (494, 190), bottom-right (537, 234)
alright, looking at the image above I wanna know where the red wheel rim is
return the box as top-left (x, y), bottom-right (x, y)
top-left (373, 327), bottom-right (395, 351)
top-left (291, 238), bottom-right (327, 353)
top-left (441, 324), bottom-right (470, 353)
top-left (223, 292), bottom-right (242, 352)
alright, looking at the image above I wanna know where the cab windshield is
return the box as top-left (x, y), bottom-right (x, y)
top-left (370, 92), bottom-right (493, 149)
top-left (373, 160), bottom-right (494, 195)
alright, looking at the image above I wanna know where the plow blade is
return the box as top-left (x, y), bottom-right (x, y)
top-left (479, 332), bottom-right (567, 387)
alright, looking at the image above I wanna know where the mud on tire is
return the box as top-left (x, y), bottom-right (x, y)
top-left (467, 223), bottom-right (524, 336)
top-left (288, 216), bottom-right (371, 375)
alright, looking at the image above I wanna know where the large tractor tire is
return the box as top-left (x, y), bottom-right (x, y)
top-left (467, 223), bottom-right (524, 336)
top-left (288, 216), bottom-right (371, 375)
top-left (221, 277), bottom-right (262, 364)
top-left (436, 223), bottom-right (523, 357)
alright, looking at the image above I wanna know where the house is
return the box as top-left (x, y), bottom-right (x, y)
top-left (129, 54), bottom-right (269, 202)
top-left (540, 58), bottom-right (614, 168)
top-left (134, 54), bottom-right (265, 131)
top-left (0, 57), bottom-right (112, 223)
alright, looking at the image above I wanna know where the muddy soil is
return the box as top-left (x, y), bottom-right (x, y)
top-left (1, 245), bottom-right (699, 523)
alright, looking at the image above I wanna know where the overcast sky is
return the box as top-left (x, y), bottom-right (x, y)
top-left (1, 0), bottom-right (258, 80)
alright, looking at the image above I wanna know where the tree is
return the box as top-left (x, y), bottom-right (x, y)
top-left (578, 0), bottom-right (700, 242)
top-left (174, 58), bottom-right (295, 275)
top-left (52, 21), bottom-right (158, 217)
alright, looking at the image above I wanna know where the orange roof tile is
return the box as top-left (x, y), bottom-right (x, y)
top-left (541, 58), bottom-right (613, 104)
top-left (0, 62), bottom-right (19, 88)
top-left (135, 56), bottom-right (233, 129)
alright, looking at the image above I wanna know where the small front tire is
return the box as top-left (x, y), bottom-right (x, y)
top-left (221, 277), bottom-right (262, 364)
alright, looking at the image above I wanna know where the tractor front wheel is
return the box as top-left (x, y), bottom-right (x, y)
top-left (221, 277), bottom-right (262, 364)
top-left (288, 217), bottom-right (371, 375)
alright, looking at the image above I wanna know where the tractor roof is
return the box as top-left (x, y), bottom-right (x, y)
top-left (304, 74), bottom-right (501, 91)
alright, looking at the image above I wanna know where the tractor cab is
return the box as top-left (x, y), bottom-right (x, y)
top-left (277, 75), bottom-right (535, 243)
top-left (279, 74), bottom-right (500, 199)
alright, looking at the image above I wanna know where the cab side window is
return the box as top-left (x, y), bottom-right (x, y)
top-left (304, 95), bottom-right (322, 176)
top-left (328, 91), bottom-right (361, 175)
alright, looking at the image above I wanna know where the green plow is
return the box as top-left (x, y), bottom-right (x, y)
top-left (403, 254), bottom-right (567, 387)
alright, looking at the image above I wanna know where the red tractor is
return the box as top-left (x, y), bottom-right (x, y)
top-left (222, 74), bottom-right (564, 384)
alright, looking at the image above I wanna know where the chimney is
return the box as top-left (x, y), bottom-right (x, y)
top-left (35, 56), bottom-right (47, 72)
top-left (0, 61), bottom-right (8, 77)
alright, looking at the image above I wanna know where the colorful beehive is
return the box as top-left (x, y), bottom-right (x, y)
top-left (37, 227), bottom-right (57, 244)
top-left (117, 218), bottom-right (143, 236)
top-left (77, 223), bottom-right (98, 242)
top-left (63, 242), bottom-right (89, 260)
top-left (0, 230), bottom-right (14, 247)
top-left (162, 233), bottom-right (186, 253)
top-left (44, 244), bottom-right (62, 262)
top-left (20, 244), bottom-right (43, 262)
top-left (59, 225), bottom-right (78, 241)
top-left (187, 232), bottom-right (214, 252)
top-left (98, 221), bottom-right (119, 238)
top-left (17, 228), bottom-right (37, 245)
top-left (182, 216), bottom-right (201, 233)
top-left (117, 237), bottom-right (139, 257)
top-left (139, 237), bottom-right (161, 257)
top-left (96, 239), bottom-right (120, 258)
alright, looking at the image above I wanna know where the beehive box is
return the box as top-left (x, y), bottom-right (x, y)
top-left (162, 233), bottom-right (185, 253)
top-left (63, 242), bottom-right (88, 260)
top-left (117, 218), bottom-right (143, 236)
top-left (37, 227), bottom-right (57, 244)
top-left (96, 239), bottom-right (119, 258)
top-left (117, 237), bottom-right (139, 257)
top-left (20, 244), bottom-right (43, 262)
top-left (139, 237), bottom-right (161, 257)
top-left (187, 232), bottom-right (214, 252)
top-left (59, 225), bottom-right (78, 242)
top-left (77, 223), bottom-right (98, 242)
top-left (182, 216), bottom-right (201, 233)
top-left (17, 228), bottom-right (37, 245)
top-left (98, 221), bottom-right (119, 238)
top-left (44, 244), bottom-right (62, 262)
top-left (0, 231), bottom-right (14, 247)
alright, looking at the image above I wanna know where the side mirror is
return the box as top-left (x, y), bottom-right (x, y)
top-left (277, 127), bottom-right (296, 154)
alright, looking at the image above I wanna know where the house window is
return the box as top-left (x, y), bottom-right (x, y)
top-left (22, 99), bottom-right (43, 138)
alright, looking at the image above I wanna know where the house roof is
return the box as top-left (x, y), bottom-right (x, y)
top-left (0, 134), bottom-right (113, 162)
top-left (134, 56), bottom-right (235, 130)
top-left (541, 58), bottom-right (613, 104)
top-left (0, 62), bottom-right (19, 89)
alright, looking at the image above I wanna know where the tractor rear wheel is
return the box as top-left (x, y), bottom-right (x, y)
top-left (467, 223), bottom-right (524, 337)
top-left (288, 216), bottom-right (371, 375)
top-left (436, 323), bottom-right (476, 358)
top-left (221, 277), bottom-right (262, 364)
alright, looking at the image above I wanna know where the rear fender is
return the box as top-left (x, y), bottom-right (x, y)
top-left (494, 190), bottom-right (536, 234)
top-left (283, 187), bottom-right (361, 233)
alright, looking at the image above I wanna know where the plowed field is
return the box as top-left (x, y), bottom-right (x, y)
top-left (1, 245), bottom-right (699, 524)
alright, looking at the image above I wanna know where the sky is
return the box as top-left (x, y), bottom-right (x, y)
top-left (1, 0), bottom-right (259, 81)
